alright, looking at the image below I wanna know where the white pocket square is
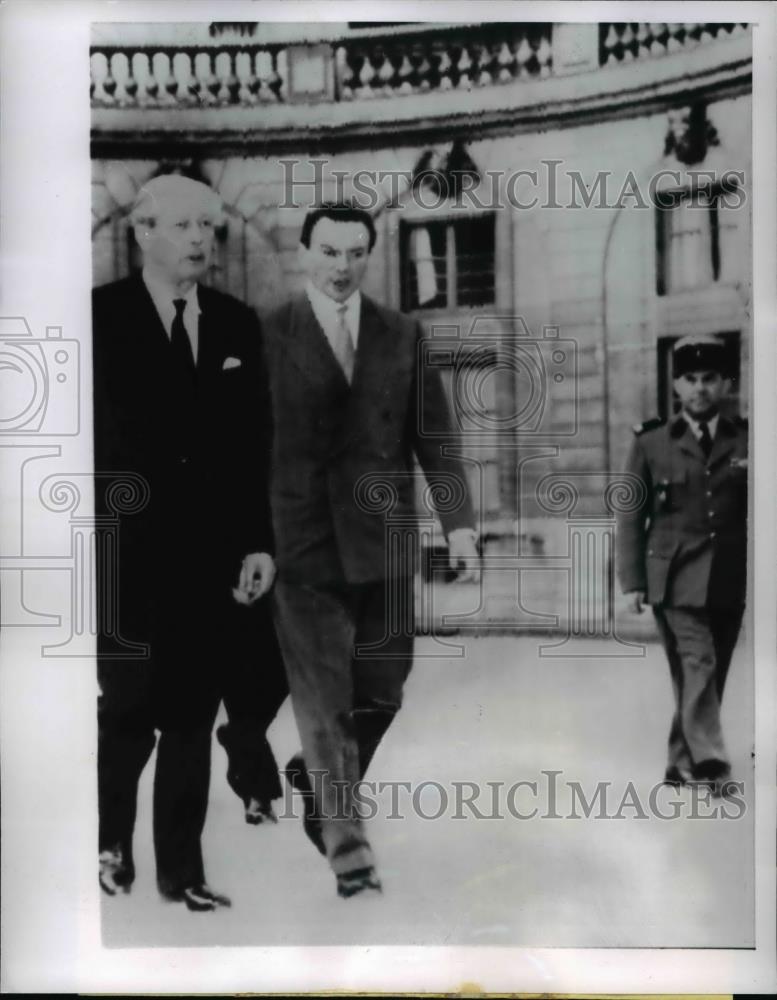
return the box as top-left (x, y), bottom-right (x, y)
top-left (222, 356), bottom-right (242, 370)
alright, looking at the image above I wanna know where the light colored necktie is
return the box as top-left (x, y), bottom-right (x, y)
top-left (332, 304), bottom-right (356, 383)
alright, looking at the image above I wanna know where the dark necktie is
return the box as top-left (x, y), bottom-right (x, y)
top-left (698, 420), bottom-right (713, 459)
top-left (171, 298), bottom-right (195, 373)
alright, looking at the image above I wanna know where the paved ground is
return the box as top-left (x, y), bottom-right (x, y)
top-left (101, 635), bottom-right (754, 949)
top-left (418, 568), bottom-right (664, 641)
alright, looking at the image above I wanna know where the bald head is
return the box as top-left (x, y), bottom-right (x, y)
top-left (131, 175), bottom-right (222, 291)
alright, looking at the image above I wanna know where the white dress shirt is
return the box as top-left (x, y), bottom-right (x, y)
top-left (142, 268), bottom-right (201, 362)
top-left (305, 280), bottom-right (360, 355)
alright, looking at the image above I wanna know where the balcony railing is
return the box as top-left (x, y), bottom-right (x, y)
top-left (90, 45), bottom-right (286, 107)
top-left (599, 22), bottom-right (750, 66)
top-left (90, 22), bottom-right (553, 108)
top-left (337, 23), bottom-right (552, 99)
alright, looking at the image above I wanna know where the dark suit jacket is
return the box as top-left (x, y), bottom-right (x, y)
top-left (92, 273), bottom-right (273, 648)
top-left (262, 293), bottom-right (474, 585)
top-left (616, 414), bottom-right (748, 609)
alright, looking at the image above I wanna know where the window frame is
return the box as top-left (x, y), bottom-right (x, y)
top-left (655, 182), bottom-right (734, 297)
top-left (399, 210), bottom-right (497, 314)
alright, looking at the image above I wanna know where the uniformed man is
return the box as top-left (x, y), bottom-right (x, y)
top-left (616, 335), bottom-right (748, 796)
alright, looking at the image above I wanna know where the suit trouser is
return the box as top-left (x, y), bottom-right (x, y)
top-left (273, 577), bottom-right (414, 876)
top-left (217, 598), bottom-right (288, 807)
top-left (97, 653), bottom-right (219, 895)
top-left (98, 591), bottom-right (286, 894)
top-left (653, 604), bottom-right (744, 778)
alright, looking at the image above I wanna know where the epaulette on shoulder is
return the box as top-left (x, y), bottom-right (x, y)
top-left (632, 417), bottom-right (665, 436)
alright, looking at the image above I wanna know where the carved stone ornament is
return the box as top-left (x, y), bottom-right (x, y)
top-left (663, 102), bottom-right (720, 165)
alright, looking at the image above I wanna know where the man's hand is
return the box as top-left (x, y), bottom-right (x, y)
top-left (234, 552), bottom-right (276, 605)
top-left (448, 529), bottom-right (481, 584)
top-left (626, 590), bottom-right (646, 614)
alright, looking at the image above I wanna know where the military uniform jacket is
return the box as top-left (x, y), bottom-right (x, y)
top-left (262, 293), bottom-right (475, 585)
top-left (616, 414), bottom-right (748, 609)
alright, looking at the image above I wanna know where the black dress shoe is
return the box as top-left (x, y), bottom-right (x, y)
top-left (283, 755), bottom-right (326, 856)
top-left (686, 775), bottom-right (740, 799)
top-left (99, 847), bottom-right (133, 896)
top-left (663, 766), bottom-right (691, 787)
top-left (693, 758), bottom-right (731, 781)
top-left (709, 777), bottom-right (742, 800)
top-left (689, 760), bottom-right (734, 798)
top-left (244, 797), bottom-right (278, 825)
top-left (336, 866), bottom-right (382, 899)
top-left (162, 884), bottom-right (232, 912)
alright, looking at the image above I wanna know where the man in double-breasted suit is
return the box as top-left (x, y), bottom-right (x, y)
top-left (616, 336), bottom-right (748, 795)
top-left (262, 202), bottom-right (479, 898)
top-left (93, 175), bottom-right (287, 911)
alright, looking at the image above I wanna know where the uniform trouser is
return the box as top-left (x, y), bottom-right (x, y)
top-left (653, 604), bottom-right (744, 779)
top-left (273, 577), bottom-right (414, 876)
top-left (97, 594), bottom-right (287, 895)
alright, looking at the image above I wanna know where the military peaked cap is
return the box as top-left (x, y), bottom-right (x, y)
top-left (673, 335), bottom-right (729, 377)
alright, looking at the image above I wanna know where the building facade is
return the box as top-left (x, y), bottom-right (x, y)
top-left (91, 21), bottom-right (752, 584)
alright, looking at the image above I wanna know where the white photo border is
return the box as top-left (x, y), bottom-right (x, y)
top-left (1, 0), bottom-right (775, 993)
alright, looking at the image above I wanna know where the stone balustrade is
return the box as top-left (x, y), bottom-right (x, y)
top-left (91, 22), bottom-right (752, 110)
top-left (599, 22), bottom-right (750, 66)
top-left (335, 23), bottom-right (553, 99)
top-left (90, 44), bottom-right (286, 107)
top-left (90, 22), bottom-right (556, 108)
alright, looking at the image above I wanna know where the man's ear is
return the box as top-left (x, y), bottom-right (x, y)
top-left (132, 223), bottom-right (152, 254)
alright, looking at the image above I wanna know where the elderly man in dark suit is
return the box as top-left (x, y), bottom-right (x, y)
top-left (262, 202), bottom-right (480, 898)
top-left (93, 174), bottom-right (287, 911)
top-left (617, 335), bottom-right (748, 797)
